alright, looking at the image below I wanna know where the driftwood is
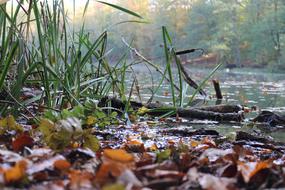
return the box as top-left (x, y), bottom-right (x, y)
top-left (98, 96), bottom-right (244, 122)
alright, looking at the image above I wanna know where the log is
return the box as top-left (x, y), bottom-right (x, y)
top-left (197, 104), bottom-right (243, 113)
top-left (98, 96), bottom-right (244, 122)
top-left (147, 108), bottom-right (243, 122)
top-left (177, 108), bottom-right (243, 122)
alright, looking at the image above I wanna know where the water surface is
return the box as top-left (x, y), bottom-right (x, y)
top-left (128, 66), bottom-right (285, 142)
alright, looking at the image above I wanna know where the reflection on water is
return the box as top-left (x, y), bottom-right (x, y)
top-left (127, 66), bottom-right (285, 142)
top-left (129, 66), bottom-right (285, 110)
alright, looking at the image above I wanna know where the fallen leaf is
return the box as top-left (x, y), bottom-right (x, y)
top-left (125, 140), bottom-right (145, 153)
top-left (118, 169), bottom-right (142, 187)
top-left (190, 140), bottom-right (199, 148)
top-left (201, 136), bottom-right (216, 147)
top-left (86, 116), bottom-right (97, 125)
top-left (54, 159), bottom-right (71, 171)
top-left (68, 170), bottom-right (93, 190)
top-left (27, 155), bottom-right (65, 175)
top-left (95, 162), bottom-right (122, 184)
top-left (83, 134), bottom-right (100, 152)
top-left (0, 115), bottom-right (23, 134)
top-left (157, 149), bottom-right (171, 163)
top-left (199, 174), bottom-right (236, 190)
top-left (103, 149), bottom-right (134, 163)
top-left (0, 149), bottom-right (24, 163)
top-left (148, 143), bottom-right (158, 151)
top-left (199, 148), bottom-right (233, 162)
top-left (238, 160), bottom-right (271, 183)
top-left (4, 160), bottom-right (27, 184)
top-left (12, 133), bottom-right (34, 152)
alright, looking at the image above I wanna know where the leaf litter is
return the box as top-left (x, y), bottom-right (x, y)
top-left (0, 106), bottom-right (284, 189)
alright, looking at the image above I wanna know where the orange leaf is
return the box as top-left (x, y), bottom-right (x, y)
top-left (96, 163), bottom-right (121, 177)
top-left (128, 140), bottom-right (142, 145)
top-left (54, 159), bottom-right (71, 171)
top-left (238, 161), bottom-right (271, 183)
top-left (190, 140), bottom-right (199, 147)
top-left (69, 170), bottom-right (93, 189)
top-left (12, 133), bottom-right (34, 152)
top-left (148, 143), bottom-right (158, 151)
top-left (103, 149), bottom-right (134, 163)
top-left (4, 160), bottom-right (27, 184)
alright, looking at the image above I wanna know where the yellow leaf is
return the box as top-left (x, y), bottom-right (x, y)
top-left (103, 149), bottom-right (134, 163)
top-left (83, 134), bottom-right (100, 152)
top-left (4, 160), bottom-right (27, 184)
top-left (39, 118), bottom-right (55, 136)
top-left (190, 140), bottom-right (200, 147)
top-left (0, 117), bottom-right (7, 128)
top-left (137, 106), bottom-right (149, 115)
top-left (7, 115), bottom-right (17, 129)
top-left (86, 116), bottom-right (97, 125)
top-left (149, 143), bottom-right (158, 151)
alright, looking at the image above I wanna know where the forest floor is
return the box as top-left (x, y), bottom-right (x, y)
top-left (0, 101), bottom-right (285, 190)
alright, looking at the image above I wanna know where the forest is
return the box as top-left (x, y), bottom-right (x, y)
top-left (77, 0), bottom-right (285, 69)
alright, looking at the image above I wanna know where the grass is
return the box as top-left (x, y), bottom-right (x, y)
top-left (0, 0), bottom-right (222, 118)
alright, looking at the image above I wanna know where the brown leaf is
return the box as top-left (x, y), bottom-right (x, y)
top-left (125, 140), bottom-right (145, 153)
top-left (217, 164), bottom-right (238, 178)
top-left (12, 133), bottom-right (34, 152)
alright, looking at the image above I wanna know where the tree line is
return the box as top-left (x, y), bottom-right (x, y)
top-left (74, 0), bottom-right (285, 69)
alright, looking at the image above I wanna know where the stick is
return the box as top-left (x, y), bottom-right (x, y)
top-left (212, 79), bottom-right (223, 99)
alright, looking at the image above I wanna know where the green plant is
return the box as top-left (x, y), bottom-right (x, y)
top-left (0, 0), bottom-right (145, 117)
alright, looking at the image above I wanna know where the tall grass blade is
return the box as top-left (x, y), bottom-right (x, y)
top-left (96, 1), bottom-right (143, 19)
top-left (187, 62), bottom-right (223, 106)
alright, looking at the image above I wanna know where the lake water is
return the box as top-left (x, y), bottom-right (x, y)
top-left (128, 65), bottom-right (285, 142)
